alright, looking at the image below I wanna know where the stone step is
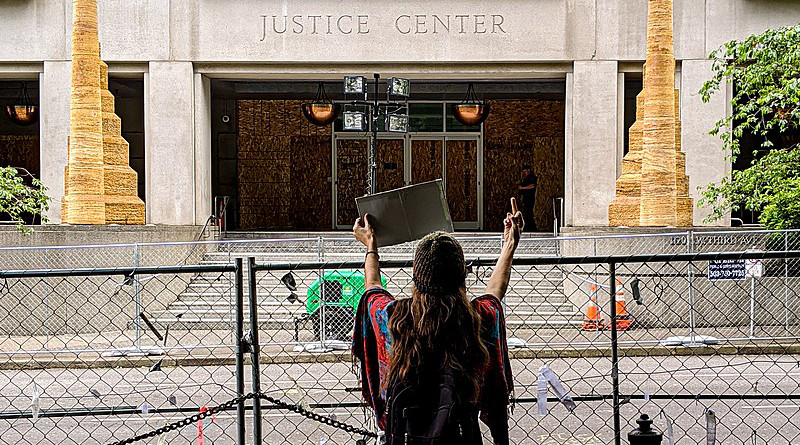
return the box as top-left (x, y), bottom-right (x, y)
top-left (149, 316), bottom-right (582, 331)
top-left (178, 282), bottom-right (564, 295)
top-left (173, 292), bottom-right (567, 304)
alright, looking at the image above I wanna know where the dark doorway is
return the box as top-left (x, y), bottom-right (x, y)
top-left (108, 77), bottom-right (146, 202)
top-left (0, 80), bottom-right (41, 225)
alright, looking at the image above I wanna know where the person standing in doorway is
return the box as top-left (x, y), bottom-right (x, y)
top-left (518, 164), bottom-right (538, 232)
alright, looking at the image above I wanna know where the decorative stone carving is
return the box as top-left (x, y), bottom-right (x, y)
top-left (62, 0), bottom-right (144, 224)
top-left (608, 0), bottom-right (692, 227)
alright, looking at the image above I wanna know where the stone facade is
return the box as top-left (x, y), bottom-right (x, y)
top-left (2, 0), bottom-right (800, 227)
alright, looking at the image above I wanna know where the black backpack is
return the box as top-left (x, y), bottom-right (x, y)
top-left (384, 368), bottom-right (482, 445)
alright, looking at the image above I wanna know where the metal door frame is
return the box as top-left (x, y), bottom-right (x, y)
top-left (407, 134), bottom-right (483, 230)
top-left (332, 100), bottom-right (484, 230)
top-left (332, 133), bottom-right (405, 230)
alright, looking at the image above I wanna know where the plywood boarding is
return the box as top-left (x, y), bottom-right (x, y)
top-left (411, 139), bottom-right (443, 184)
top-left (483, 100), bottom-right (565, 232)
top-left (0, 135), bottom-right (39, 175)
top-left (446, 139), bottom-right (478, 222)
top-left (377, 138), bottom-right (405, 193)
top-left (336, 139), bottom-right (368, 226)
top-left (237, 100), bottom-right (332, 230)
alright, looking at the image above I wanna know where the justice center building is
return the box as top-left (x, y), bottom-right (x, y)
top-left (2, 0), bottom-right (799, 231)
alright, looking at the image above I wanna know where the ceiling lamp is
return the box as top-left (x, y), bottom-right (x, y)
top-left (452, 83), bottom-right (489, 127)
top-left (4, 81), bottom-right (38, 126)
top-left (301, 82), bottom-right (340, 126)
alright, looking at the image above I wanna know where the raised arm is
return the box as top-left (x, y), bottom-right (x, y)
top-left (484, 198), bottom-right (523, 300)
top-left (353, 213), bottom-right (382, 289)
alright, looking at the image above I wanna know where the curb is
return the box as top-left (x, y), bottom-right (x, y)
top-left (3, 343), bottom-right (799, 370)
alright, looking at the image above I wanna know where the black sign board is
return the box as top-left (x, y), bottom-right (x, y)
top-left (708, 259), bottom-right (746, 281)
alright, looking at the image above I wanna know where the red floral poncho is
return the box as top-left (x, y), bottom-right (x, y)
top-left (352, 287), bottom-right (514, 445)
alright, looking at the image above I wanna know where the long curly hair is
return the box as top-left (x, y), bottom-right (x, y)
top-left (385, 232), bottom-right (489, 403)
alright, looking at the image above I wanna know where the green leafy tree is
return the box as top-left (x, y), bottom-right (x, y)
top-left (698, 23), bottom-right (800, 229)
top-left (0, 166), bottom-right (50, 233)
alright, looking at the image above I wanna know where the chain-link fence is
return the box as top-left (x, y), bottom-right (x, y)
top-left (1, 230), bottom-right (799, 444)
top-left (1, 228), bottom-right (797, 271)
top-left (246, 249), bottom-right (800, 445)
top-left (0, 261), bottom-right (242, 445)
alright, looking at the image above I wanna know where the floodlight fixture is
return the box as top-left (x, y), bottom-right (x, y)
top-left (387, 77), bottom-right (410, 97)
top-left (344, 76), bottom-right (367, 95)
top-left (386, 114), bottom-right (409, 133)
top-left (343, 111), bottom-right (367, 131)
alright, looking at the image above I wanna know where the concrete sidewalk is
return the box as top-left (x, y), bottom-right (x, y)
top-left (1, 326), bottom-right (798, 370)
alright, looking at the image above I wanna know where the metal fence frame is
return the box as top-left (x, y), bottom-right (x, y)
top-left (246, 249), bottom-right (800, 445)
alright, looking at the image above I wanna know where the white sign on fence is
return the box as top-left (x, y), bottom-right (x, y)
top-left (745, 258), bottom-right (764, 278)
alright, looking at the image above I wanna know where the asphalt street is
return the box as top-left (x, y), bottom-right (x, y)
top-left (1, 354), bottom-right (798, 445)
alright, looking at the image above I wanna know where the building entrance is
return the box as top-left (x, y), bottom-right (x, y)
top-left (211, 79), bottom-right (566, 232)
top-left (333, 134), bottom-right (481, 229)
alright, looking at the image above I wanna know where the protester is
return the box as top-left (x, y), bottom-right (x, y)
top-left (352, 198), bottom-right (523, 445)
top-left (518, 164), bottom-right (538, 232)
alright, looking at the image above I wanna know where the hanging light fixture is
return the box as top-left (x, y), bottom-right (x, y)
top-left (452, 83), bottom-right (489, 127)
top-left (301, 82), bottom-right (340, 126)
top-left (4, 81), bottom-right (39, 126)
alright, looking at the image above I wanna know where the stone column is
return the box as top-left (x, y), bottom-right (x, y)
top-left (145, 61), bottom-right (195, 225)
top-left (680, 59), bottom-right (730, 226)
top-left (569, 61), bottom-right (619, 226)
top-left (62, 0), bottom-right (105, 224)
top-left (194, 73), bottom-right (212, 225)
top-left (39, 61), bottom-right (72, 224)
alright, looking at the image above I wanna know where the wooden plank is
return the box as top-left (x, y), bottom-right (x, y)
top-left (237, 100), bottom-right (334, 230)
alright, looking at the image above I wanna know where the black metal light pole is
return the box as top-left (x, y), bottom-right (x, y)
top-left (342, 73), bottom-right (409, 196)
top-left (369, 73), bottom-right (380, 195)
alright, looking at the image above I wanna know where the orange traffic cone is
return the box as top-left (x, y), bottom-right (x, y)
top-left (582, 284), bottom-right (606, 331)
top-left (614, 279), bottom-right (632, 331)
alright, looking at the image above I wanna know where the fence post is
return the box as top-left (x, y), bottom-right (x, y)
top-left (609, 262), bottom-right (621, 445)
top-left (248, 257), bottom-right (263, 445)
top-left (750, 275), bottom-right (756, 339)
top-left (133, 243), bottom-right (142, 352)
top-left (235, 258), bottom-right (246, 445)
top-left (687, 232), bottom-right (696, 345)
top-left (785, 231), bottom-right (790, 332)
